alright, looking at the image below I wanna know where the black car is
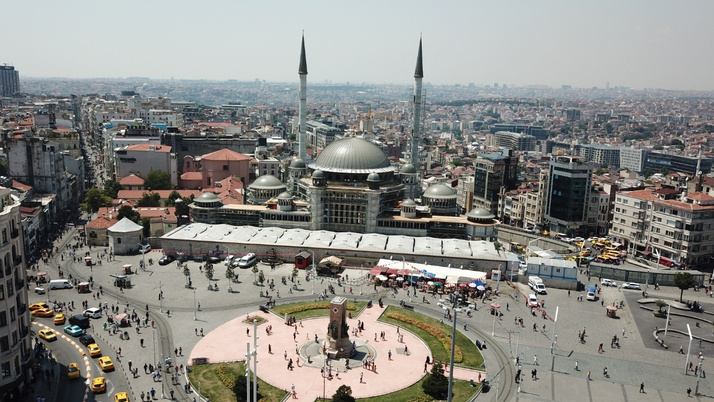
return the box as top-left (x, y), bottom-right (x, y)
top-left (79, 334), bottom-right (95, 346)
top-left (158, 255), bottom-right (175, 265)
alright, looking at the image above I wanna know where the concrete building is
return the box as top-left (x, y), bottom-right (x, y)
top-left (472, 150), bottom-right (518, 216)
top-left (187, 148), bottom-right (249, 190)
top-left (493, 131), bottom-right (536, 152)
top-left (645, 152), bottom-right (713, 176)
top-left (86, 216), bottom-right (119, 247)
top-left (545, 156), bottom-right (594, 235)
top-left (107, 217), bottom-right (144, 255)
top-left (114, 144), bottom-right (178, 186)
top-left (619, 147), bottom-right (649, 173)
top-left (0, 187), bottom-right (32, 400)
top-left (0, 66), bottom-right (20, 97)
top-left (578, 145), bottom-right (620, 169)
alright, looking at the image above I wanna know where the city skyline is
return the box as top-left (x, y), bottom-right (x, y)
top-left (3, 1), bottom-right (714, 91)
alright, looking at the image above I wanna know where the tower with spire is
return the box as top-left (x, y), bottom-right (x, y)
top-left (410, 37), bottom-right (423, 170)
top-left (298, 33), bottom-right (308, 162)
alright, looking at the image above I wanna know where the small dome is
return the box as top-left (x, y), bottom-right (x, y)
top-left (312, 170), bottom-right (325, 179)
top-left (195, 192), bottom-right (220, 203)
top-left (277, 191), bottom-right (293, 200)
top-left (402, 199), bottom-right (417, 207)
top-left (367, 172), bottom-right (381, 182)
top-left (467, 208), bottom-right (495, 220)
top-left (400, 163), bottom-right (417, 174)
top-left (423, 183), bottom-right (457, 199)
top-left (290, 158), bottom-right (306, 169)
top-left (250, 175), bottom-right (286, 189)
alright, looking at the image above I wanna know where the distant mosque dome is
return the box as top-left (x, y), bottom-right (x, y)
top-left (423, 183), bottom-right (457, 199)
top-left (312, 170), bottom-right (325, 179)
top-left (277, 191), bottom-right (293, 200)
top-left (367, 172), bottom-right (381, 182)
top-left (400, 163), bottom-right (417, 174)
top-left (250, 175), bottom-right (286, 190)
top-left (290, 158), bottom-right (307, 169)
top-left (193, 191), bottom-right (223, 208)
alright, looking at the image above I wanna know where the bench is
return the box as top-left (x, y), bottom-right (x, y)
top-left (192, 357), bottom-right (209, 365)
top-left (259, 305), bottom-right (269, 313)
top-left (402, 304), bottom-right (414, 311)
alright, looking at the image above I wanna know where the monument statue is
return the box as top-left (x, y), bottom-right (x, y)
top-left (326, 297), bottom-right (353, 358)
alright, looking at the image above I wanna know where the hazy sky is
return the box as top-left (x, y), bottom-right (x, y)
top-left (4, 1), bottom-right (713, 90)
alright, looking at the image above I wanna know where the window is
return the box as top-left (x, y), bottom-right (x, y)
top-left (0, 312), bottom-right (6, 327)
top-left (6, 280), bottom-right (12, 297)
top-left (1, 362), bottom-right (9, 378)
top-left (0, 337), bottom-right (7, 352)
top-left (10, 307), bottom-right (15, 322)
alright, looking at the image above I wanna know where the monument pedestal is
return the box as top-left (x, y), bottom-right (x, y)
top-left (326, 296), bottom-right (353, 358)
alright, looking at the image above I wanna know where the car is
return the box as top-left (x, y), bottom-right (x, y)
top-left (92, 376), bottom-right (106, 393)
top-left (88, 343), bottom-right (102, 357)
top-left (83, 308), bottom-right (102, 319)
top-left (38, 329), bottom-right (57, 342)
top-left (54, 313), bottom-right (66, 325)
top-left (224, 255), bottom-right (235, 266)
top-left (114, 392), bottom-right (129, 402)
top-left (140, 243), bottom-right (151, 252)
top-left (79, 334), bottom-right (95, 346)
top-left (67, 362), bottom-right (80, 380)
top-left (519, 262), bottom-right (528, 270)
top-left (526, 294), bottom-right (539, 308)
top-left (600, 279), bottom-right (616, 287)
top-left (237, 253), bottom-right (258, 268)
top-left (572, 237), bottom-right (585, 242)
top-left (622, 282), bottom-right (641, 290)
top-left (158, 254), bottom-right (175, 265)
top-left (29, 302), bottom-right (49, 311)
top-left (98, 356), bottom-right (114, 372)
top-left (64, 325), bottom-right (85, 337)
top-left (31, 308), bottom-right (54, 317)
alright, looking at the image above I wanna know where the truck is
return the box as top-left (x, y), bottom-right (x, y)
top-left (528, 276), bottom-right (547, 295)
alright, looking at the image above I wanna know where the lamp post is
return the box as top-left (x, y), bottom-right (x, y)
top-left (491, 304), bottom-right (498, 337)
top-left (252, 319), bottom-right (259, 402)
top-left (696, 357), bottom-right (704, 395)
top-left (245, 342), bottom-right (251, 402)
top-left (550, 306), bottom-right (559, 371)
top-left (193, 287), bottom-right (197, 321)
top-left (159, 281), bottom-right (163, 313)
top-left (447, 297), bottom-right (461, 402)
top-left (685, 324), bottom-right (693, 375)
top-left (310, 250), bottom-right (315, 295)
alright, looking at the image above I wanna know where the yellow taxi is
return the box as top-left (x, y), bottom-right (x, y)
top-left (67, 362), bottom-right (80, 380)
top-left (54, 313), bottom-right (65, 325)
top-left (29, 303), bottom-right (49, 311)
top-left (580, 250), bottom-right (591, 257)
top-left (92, 377), bottom-right (106, 393)
top-left (114, 391), bottom-right (129, 402)
top-left (88, 343), bottom-right (102, 358)
top-left (31, 308), bottom-right (54, 318)
top-left (98, 356), bottom-right (114, 372)
top-left (38, 329), bottom-right (57, 342)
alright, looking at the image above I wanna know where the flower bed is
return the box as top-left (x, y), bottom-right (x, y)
top-left (215, 364), bottom-right (236, 389)
top-left (274, 301), bottom-right (360, 316)
top-left (385, 312), bottom-right (463, 363)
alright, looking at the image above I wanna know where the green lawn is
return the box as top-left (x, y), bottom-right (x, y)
top-left (378, 306), bottom-right (484, 369)
top-left (187, 362), bottom-right (288, 402)
top-left (316, 376), bottom-right (479, 402)
top-left (270, 301), bottom-right (367, 320)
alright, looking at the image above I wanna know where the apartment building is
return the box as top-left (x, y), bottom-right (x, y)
top-left (544, 156), bottom-right (594, 235)
top-left (472, 150), bottom-right (518, 216)
top-left (610, 189), bottom-right (714, 270)
top-left (620, 147), bottom-right (649, 173)
top-left (0, 187), bottom-right (32, 399)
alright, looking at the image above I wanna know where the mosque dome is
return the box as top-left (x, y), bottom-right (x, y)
top-left (277, 191), bottom-right (293, 200)
top-left (249, 175), bottom-right (286, 190)
top-left (193, 191), bottom-right (222, 208)
top-left (402, 199), bottom-right (417, 207)
top-left (423, 183), bottom-right (457, 199)
top-left (290, 158), bottom-right (307, 169)
top-left (312, 170), bottom-right (325, 179)
top-left (400, 163), bottom-right (417, 174)
top-left (367, 172), bottom-right (381, 182)
top-left (467, 208), bottom-right (495, 220)
top-left (310, 137), bottom-right (394, 173)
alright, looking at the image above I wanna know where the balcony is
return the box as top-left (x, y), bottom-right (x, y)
top-left (10, 230), bottom-right (18, 239)
top-left (12, 257), bottom-right (21, 267)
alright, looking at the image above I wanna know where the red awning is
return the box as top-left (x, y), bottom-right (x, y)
top-left (386, 269), bottom-right (400, 275)
top-left (370, 269), bottom-right (382, 275)
top-left (641, 250), bottom-right (652, 255)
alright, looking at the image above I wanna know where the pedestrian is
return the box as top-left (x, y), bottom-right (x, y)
top-left (284, 350), bottom-right (288, 360)
top-left (680, 345), bottom-right (685, 354)
top-left (388, 350), bottom-right (392, 360)
top-left (533, 355), bottom-right (538, 365)
top-left (687, 387), bottom-right (692, 397)
top-left (575, 361), bottom-right (579, 371)
top-left (268, 344), bottom-right (272, 354)
top-left (144, 363), bottom-right (148, 374)
top-left (174, 348), bottom-right (178, 356)
top-left (603, 367), bottom-right (608, 377)
top-left (195, 328), bottom-right (198, 336)
top-left (586, 371), bottom-right (591, 380)
top-left (291, 383), bottom-right (297, 399)
top-left (360, 372), bottom-right (363, 383)
top-left (179, 347), bottom-right (182, 356)
top-left (640, 382), bottom-right (645, 393)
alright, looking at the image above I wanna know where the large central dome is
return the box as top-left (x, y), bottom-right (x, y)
top-left (309, 137), bottom-right (394, 173)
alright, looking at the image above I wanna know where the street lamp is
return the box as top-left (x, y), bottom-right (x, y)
top-left (159, 281), bottom-right (163, 313)
top-left (310, 250), bottom-right (315, 295)
top-left (139, 243), bottom-right (149, 272)
top-left (696, 357), bottom-right (704, 395)
top-left (245, 342), bottom-right (251, 402)
top-left (193, 287), bottom-right (197, 321)
top-left (550, 306), bottom-right (559, 371)
top-left (447, 296), bottom-right (462, 402)
top-left (252, 319), bottom-right (259, 402)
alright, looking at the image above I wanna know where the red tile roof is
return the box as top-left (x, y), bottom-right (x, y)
top-left (119, 174), bottom-right (145, 186)
top-left (180, 172), bottom-right (203, 181)
top-left (11, 180), bottom-right (32, 192)
top-left (202, 148), bottom-right (250, 161)
top-left (125, 144), bottom-right (171, 152)
top-left (117, 190), bottom-right (202, 200)
top-left (87, 217), bottom-right (119, 229)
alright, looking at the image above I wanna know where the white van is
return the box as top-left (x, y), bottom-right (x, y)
top-left (48, 279), bottom-right (73, 290)
top-left (237, 253), bottom-right (258, 268)
top-left (528, 276), bottom-right (547, 295)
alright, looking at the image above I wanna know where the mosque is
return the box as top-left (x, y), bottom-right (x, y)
top-left (185, 36), bottom-right (498, 241)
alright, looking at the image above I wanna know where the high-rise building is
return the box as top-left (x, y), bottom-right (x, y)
top-left (472, 150), bottom-right (518, 216)
top-left (645, 152), bottom-right (712, 176)
top-left (0, 187), bottom-right (32, 398)
top-left (0, 66), bottom-right (20, 97)
top-left (493, 131), bottom-right (536, 152)
top-left (544, 156), bottom-right (594, 235)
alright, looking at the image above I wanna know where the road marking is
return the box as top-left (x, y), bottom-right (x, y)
top-left (32, 322), bottom-right (92, 402)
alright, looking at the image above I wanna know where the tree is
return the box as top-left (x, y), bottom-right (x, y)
top-left (674, 272), bottom-right (697, 302)
top-left (258, 270), bottom-right (265, 286)
top-left (332, 385), bottom-right (356, 402)
top-left (104, 179), bottom-right (123, 199)
top-left (116, 205), bottom-right (141, 224)
top-left (422, 360), bottom-right (449, 399)
top-left (141, 217), bottom-right (151, 238)
top-left (164, 190), bottom-right (182, 207)
top-left (252, 265), bottom-right (259, 284)
top-left (137, 192), bottom-right (161, 207)
top-left (143, 170), bottom-right (172, 190)
top-left (654, 299), bottom-right (668, 316)
top-left (226, 267), bottom-right (234, 291)
top-left (204, 261), bottom-right (214, 281)
top-left (82, 188), bottom-right (112, 213)
top-left (0, 159), bottom-right (8, 176)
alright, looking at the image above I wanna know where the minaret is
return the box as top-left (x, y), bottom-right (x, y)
top-left (298, 33), bottom-right (308, 162)
top-left (411, 37), bottom-right (423, 169)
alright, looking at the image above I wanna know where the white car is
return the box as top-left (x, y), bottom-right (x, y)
top-left (600, 279), bottom-right (616, 287)
top-left (526, 294), bottom-right (539, 308)
top-left (224, 255), bottom-right (235, 266)
top-left (83, 308), bottom-right (102, 319)
top-left (622, 282), bottom-right (641, 290)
